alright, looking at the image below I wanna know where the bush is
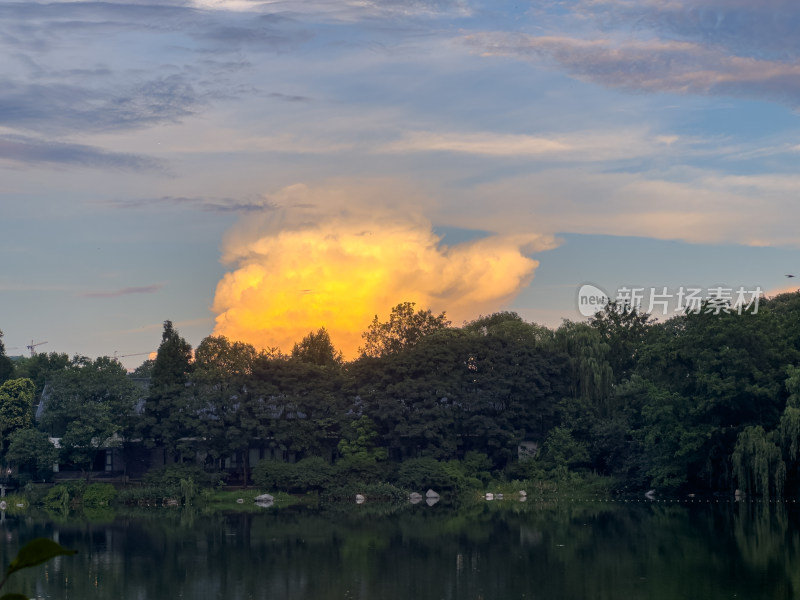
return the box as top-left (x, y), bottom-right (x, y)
top-left (115, 485), bottom-right (180, 506)
top-left (143, 464), bottom-right (222, 488)
top-left (395, 458), bottom-right (458, 492)
top-left (83, 483), bottom-right (116, 507)
top-left (44, 484), bottom-right (70, 509)
top-left (323, 481), bottom-right (407, 503)
top-left (289, 457), bottom-right (335, 491)
top-left (333, 456), bottom-right (388, 486)
top-left (252, 457), bottom-right (334, 492)
top-left (461, 452), bottom-right (494, 484)
top-left (252, 460), bottom-right (293, 490)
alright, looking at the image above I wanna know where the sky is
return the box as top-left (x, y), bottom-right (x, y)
top-left (2, 0), bottom-right (800, 369)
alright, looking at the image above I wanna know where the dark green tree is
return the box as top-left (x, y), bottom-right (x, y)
top-left (0, 328), bottom-right (14, 384)
top-left (6, 427), bottom-right (59, 480)
top-left (11, 352), bottom-right (71, 405)
top-left (338, 415), bottom-right (387, 461)
top-left (40, 357), bottom-right (137, 474)
top-left (0, 377), bottom-right (35, 456)
top-left (291, 327), bottom-right (343, 367)
top-left (732, 425), bottom-right (784, 498)
top-left (359, 301), bottom-right (450, 358)
top-left (353, 323), bottom-right (567, 468)
top-left (248, 353), bottom-right (345, 461)
top-left (193, 335), bottom-right (259, 483)
top-left (637, 299), bottom-right (790, 491)
top-left (140, 321), bottom-right (196, 463)
top-left (589, 301), bottom-right (655, 383)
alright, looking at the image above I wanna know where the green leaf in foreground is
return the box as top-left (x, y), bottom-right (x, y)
top-left (6, 538), bottom-right (77, 577)
top-left (0, 593), bottom-right (31, 600)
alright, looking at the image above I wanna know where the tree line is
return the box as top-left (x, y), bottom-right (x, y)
top-left (1, 294), bottom-right (799, 495)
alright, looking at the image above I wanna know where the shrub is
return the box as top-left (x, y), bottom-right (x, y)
top-left (83, 483), bottom-right (116, 507)
top-left (252, 457), bottom-right (334, 492)
top-left (288, 457), bottom-right (335, 491)
top-left (115, 485), bottom-right (179, 506)
top-left (252, 460), bottom-right (293, 490)
top-left (143, 464), bottom-right (221, 488)
top-left (395, 457), bottom-right (458, 491)
top-left (333, 455), bottom-right (388, 486)
top-left (44, 485), bottom-right (70, 509)
top-left (462, 451), bottom-right (494, 484)
top-left (323, 481), bottom-right (407, 503)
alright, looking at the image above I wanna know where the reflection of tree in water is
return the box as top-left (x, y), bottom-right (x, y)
top-left (732, 501), bottom-right (800, 597)
top-left (1, 502), bottom-right (800, 599)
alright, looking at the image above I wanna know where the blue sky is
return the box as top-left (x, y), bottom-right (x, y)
top-left (2, 0), bottom-right (799, 368)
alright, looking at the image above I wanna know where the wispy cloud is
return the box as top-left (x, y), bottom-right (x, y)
top-left (190, 0), bottom-right (473, 20)
top-left (380, 129), bottom-right (683, 160)
top-left (466, 33), bottom-right (800, 106)
top-left (268, 92), bottom-right (312, 102)
top-left (83, 284), bottom-right (164, 299)
top-left (0, 75), bottom-right (203, 135)
top-left (581, 0), bottom-right (800, 60)
top-left (0, 134), bottom-right (163, 171)
top-left (113, 196), bottom-right (277, 213)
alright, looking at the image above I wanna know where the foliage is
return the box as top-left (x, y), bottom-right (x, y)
top-left (588, 302), bottom-right (655, 383)
top-left (338, 415), bottom-right (387, 461)
top-left (252, 457), bottom-right (335, 492)
top-left (0, 379), bottom-right (35, 454)
top-left (11, 353), bottom-right (71, 403)
top-left (83, 483), bottom-right (117, 507)
top-left (0, 538), bottom-right (76, 600)
top-left (539, 427), bottom-right (589, 474)
top-left (140, 321), bottom-right (195, 462)
top-left (115, 485), bottom-right (181, 506)
top-left (142, 464), bottom-right (221, 488)
top-left (43, 485), bottom-right (71, 510)
top-left (5, 294), bottom-right (800, 498)
top-left (40, 357), bottom-right (137, 473)
top-left (291, 328), bottom-right (343, 367)
top-left (323, 481), bottom-right (407, 503)
top-left (732, 426), bottom-right (785, 498)
top-left (394, 457), bottom-right (458, 491)
top-left (333, 455), bottom-right (388, 486)
top-left (179, 478), bottom-right (197, 505)
top-left (129, 358), bottom-right (155, 378)
top-left (5, 428), bottom-right (58, 480)
top-left (0, 330), bottom-right (14, 385)
top-left (359, 301), bottom-right (450, 358)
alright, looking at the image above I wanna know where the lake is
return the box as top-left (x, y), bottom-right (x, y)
top-left (1, 497), bottom-right (798, 599)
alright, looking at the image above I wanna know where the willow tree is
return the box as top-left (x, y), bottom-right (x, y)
top-left (778, 366), bottom-right (800, 492)
top-left (732, 426), bottom-right (785, 498)
top-left (554, 321), bottom-right (613, 412)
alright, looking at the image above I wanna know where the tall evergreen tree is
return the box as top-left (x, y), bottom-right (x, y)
top-left (141, 321), bottom-right (195, 463)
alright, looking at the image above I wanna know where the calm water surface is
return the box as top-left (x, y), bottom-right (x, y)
top-left (1, 499), bottom-right (799, 599)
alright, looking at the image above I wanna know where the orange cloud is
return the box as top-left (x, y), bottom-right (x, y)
top-left (211, 182), bottom-right (554, 357)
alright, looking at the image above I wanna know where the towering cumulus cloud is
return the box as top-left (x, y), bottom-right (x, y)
top-left (212, 183), bottom-right (551, 357)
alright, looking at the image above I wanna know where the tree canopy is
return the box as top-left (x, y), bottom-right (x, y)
top-left (3, 291), bottom-right (800, 494)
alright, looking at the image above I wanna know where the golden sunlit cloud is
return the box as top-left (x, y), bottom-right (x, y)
top-left (212, 182), bottom-right (555, 357)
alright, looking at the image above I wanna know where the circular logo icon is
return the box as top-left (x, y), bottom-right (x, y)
top-left (577, 283), bottom-right (609, 317)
